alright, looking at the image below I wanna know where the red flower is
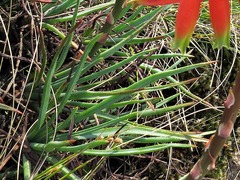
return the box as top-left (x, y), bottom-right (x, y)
top-left (209, 0), bottom-right (230, 49)
top-left (173, 0), bottom-right (202, 53)
top-left (128, 0), bottom-right (231, 52)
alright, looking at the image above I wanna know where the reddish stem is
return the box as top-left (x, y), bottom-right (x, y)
top-left (181, 70), bottom-right (240, 179)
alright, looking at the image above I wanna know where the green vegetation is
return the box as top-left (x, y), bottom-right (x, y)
top-left (0, 0), bottom-right (239, 179)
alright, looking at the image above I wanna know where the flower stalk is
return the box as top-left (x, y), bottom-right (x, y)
top-left (89, 0), bottom-right (126, 57)
top-left (180, 70), bottom-right (240, 179)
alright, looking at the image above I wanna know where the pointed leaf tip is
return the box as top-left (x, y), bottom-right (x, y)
top-left (0, 103), bottom-right (23, 115)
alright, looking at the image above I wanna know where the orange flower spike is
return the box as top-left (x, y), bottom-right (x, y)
top-left (173, 0), bottom-right (202, 53)
top-left (209, 0), bottom-right (230, 48)
top-left (127, 0), bottom-right (180, 8)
